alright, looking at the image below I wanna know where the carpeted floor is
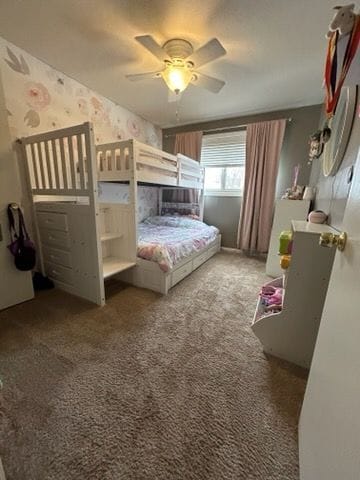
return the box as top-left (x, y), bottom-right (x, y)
top-left (0, 250), bottom-right (307, 480)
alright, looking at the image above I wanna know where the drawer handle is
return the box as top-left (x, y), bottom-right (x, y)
top-left (45, 219), bottom-right (54, 223)
top-left (52, 269), bottom-right (60, 275)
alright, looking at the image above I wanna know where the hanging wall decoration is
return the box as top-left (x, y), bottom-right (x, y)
top-left (311, 5), bottom-right (360, 172)
top-left (324, 4), bottom-right (359, 119)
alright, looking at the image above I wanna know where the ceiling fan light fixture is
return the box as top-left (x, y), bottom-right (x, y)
top-left (161, 64), bottom-right (193, 94)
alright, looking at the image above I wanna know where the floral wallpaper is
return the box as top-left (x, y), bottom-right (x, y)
top-left (0, 36), bottom-right (162, 147)
top-left (98, 183), bottom-right (158, 222)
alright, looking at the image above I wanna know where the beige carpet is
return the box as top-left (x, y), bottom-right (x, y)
top-left (0, 251), bottom-right (307, 480)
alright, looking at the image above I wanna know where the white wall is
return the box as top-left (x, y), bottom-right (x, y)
top-left (0, 70), bottom-right (33, 309)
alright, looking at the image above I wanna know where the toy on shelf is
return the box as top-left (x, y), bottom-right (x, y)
top-left (326, 4), bottom-right (357, 39)
top-left (324, 4), bottom-right (360, 118)
top-left (259, 285), bottom-right (284, 314)
top-left (308, 210), bottom-right (328, 224)
top-left (279, 230), bottom-right (293, 255)
top-left (282, 164), bottom-right (304, 199)
top-left (280, 254), bottom-right (291, 270)
top-left (303, 186), bottom-right (315, 201)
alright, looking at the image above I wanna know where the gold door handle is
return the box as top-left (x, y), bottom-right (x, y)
top-left (319, 232), bottom-right (347, 251)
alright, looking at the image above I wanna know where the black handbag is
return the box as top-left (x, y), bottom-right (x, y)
top-left (7, 203), bottom-right (36, 271)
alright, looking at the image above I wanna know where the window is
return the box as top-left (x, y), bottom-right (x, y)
top-left (201, 130), bottom-right (246, 196)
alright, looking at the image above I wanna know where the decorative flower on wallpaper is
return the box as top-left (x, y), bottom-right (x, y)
top-left (54, 77), bottom-right (73, 95)
top-left (4, 46), bottom-right (30, 75)
top-left (90, 96), bottom-right (111, 125)
top-left (91, 96), bottom-right (103, 111)
top-left (24, 110), bottom-right (40, 128)
top-left (1, 39), bottom-right (161, 147)
top-left (95, 132), bottom-right (104, 144)
top-left (147, 133), bottom-right (160, 147)
top-left (127, 118), bottom-right (141, 138)
top-left (46, 115), bottom-right (60, 130)
top-left (46, 69), bottom-right (73, 95)
top-left (24, 81), bottom-right (51, 111)
top-left (75, 86), bottom-right (91, 97)
top-left (77, 98), bottom-right (89, 116)
top-left (111, 126), bottom-right (125, 141)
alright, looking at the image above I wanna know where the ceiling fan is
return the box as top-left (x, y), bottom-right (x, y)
top-left (126, 35), bottom-right (226, 101)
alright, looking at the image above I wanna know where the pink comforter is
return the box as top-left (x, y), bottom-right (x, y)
top-left (137, 216), bottom-right (219, 272)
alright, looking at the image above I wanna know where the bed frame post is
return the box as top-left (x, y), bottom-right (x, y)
top-left (158, 187), bottom-right (163, 215)
top-left (199, 187), bottom-right (205, 222)
top-left (130, 140), bottom-right (138, 246)
top-left (84, 122), bottom-right (105, 306)
top-left (18, 138), bottom-right (46, 276)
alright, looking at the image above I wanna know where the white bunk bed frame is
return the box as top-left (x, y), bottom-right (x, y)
top-left (20, 122), bottom-right (220, 305)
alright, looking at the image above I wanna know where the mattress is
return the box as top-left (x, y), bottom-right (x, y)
top-left (137, 216), bottom-right (219, 272)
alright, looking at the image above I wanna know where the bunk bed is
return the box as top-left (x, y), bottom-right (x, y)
top-left (20, 122), bottom-right (221, 305)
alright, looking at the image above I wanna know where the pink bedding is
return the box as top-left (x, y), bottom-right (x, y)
top-left (137, 216), bottom-right (219, 272)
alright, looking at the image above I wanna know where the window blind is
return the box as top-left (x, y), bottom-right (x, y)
top-left (200, 130), bottom-right (246, 167)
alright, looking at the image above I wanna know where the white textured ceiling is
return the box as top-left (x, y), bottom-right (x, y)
top-left (0, 0), bottom-right (334, 127)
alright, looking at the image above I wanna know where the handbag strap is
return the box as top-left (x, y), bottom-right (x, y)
top-left (7, 204), bottom-right (19, 241)
top-left (7, 204), bottom-right (30, 240)
top-left (18, 208), bottom-right (30, 240)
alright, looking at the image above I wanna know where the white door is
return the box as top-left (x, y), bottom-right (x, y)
top-left (299, 146), bottom-right (360, 479)
top-left (0, 71), bottom-right (33, 310)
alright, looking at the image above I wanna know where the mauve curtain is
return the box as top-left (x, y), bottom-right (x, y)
top-left (237, 119), bottom-right (286, 254)
top-left (170, 131), bottom-right (203, 203)
top-left (174, 131), bottom-right (203, 162)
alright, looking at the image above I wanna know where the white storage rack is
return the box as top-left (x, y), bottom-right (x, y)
top-left (252, 221), bottom-right (338, 368)
top-left (20, 122), bottom-right (218, 305)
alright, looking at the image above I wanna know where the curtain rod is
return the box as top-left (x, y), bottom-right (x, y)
top-left (163, 117), bottom-right (292, 138)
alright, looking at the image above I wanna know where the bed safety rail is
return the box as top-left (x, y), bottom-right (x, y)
top-left (177, 154), bottom-right (204, 188)
top-left (21, 123), bottom-right (95, 197)
top-left (97, 140), bottom-right (178, 186)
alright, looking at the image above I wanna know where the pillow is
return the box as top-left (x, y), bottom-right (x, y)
top-left (160, 201), bottom-right (200, 218)
top-left (143, 215), bottom-right (205, 229)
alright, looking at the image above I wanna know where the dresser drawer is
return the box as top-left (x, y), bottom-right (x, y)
top-left (171, 260), bottom-right (192, 287)
top-left (37, 211), bottom-right (68, 232)
top-left (41, 229), bottom-right (70, 249)
top-left (193, 251), bottom-right (208, 270)
top-left (207, 244), bottom-right (219, 259)
top-left (45, 262), bottom-right (73, 286)
top-left (43, 246), bottom-right (72, 268)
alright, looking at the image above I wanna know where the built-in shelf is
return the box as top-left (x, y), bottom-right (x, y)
top-left (252, 277), bottom-right (283, 325)
top-left (100, 232), bottom-right (123, 242)
top-left (102, 256), bottom-right (136, 279)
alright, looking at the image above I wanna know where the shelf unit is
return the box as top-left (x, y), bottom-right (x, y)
top-left (266, 200), bottom-right (310, 277)
top-left (100, 232), bottom-right (123, 242)
top-left (252, 220), bottom-right (338, 368)
top-left (103, 257), bottom-right (136, 279)
top-left (99, 202), bottom-right (136, 281)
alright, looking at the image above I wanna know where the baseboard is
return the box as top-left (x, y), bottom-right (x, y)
top-left (221, 247), bottom-right (241, 253)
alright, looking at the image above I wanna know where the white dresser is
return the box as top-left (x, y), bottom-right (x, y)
top-left (266, 199), bottom-right (310, 277)
top-left (35, 202), bottom-right (104, 305)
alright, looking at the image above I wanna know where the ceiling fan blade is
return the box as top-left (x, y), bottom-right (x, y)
top-left (187, 38), bottom-right (226, 68)
top-left (135, 35), bottom-right (170, 62)
top-left (126, 71), bottom-right (162, 82)
top-left (168, 90), bottom-right (182, 103)
top-left (191, 72), bottom-right (225, 93)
